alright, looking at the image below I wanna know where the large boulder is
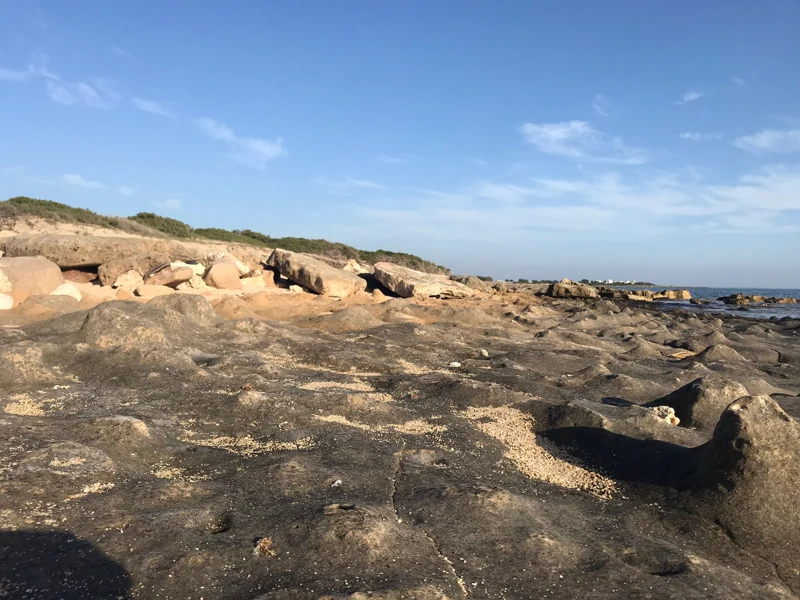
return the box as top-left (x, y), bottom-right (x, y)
top-left (203, 261), bottom-right (242, 290)
top-left (648, 377), bottom-right (748, 430)
top-left (450, 275), bottom-right (493, 293)
top-left (373, 262), bottom-right (472, 299)
top-left (0, 256), bottom-right (64, 305)
top-left (267, 249), bottom-right (367, 297)
top-left (681, 395), bottom-right (800, 589)
top-left (546, 281), bottom-right (599, 299)
top-left (144, 265), bottom-right (194, 288)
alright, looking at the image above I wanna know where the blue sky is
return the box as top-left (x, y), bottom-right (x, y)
top-left (1, 1), bottom-right (799, 287)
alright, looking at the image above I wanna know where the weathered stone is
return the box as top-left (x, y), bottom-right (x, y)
top-left (134, 284), bottom-right (175, 299)
top-left (144, 265), bottom-right (194, 288)
top-left (342, 258), bottom-right (373, 274)
top-left (0, 256), bottom-right (64, 305)
top-left (204, 261), bottom-right (242, 290)
top-left (148, 294), bottom-right (219, 326)
top-left (99, 253), bottom-right (171, 286)
top-left (240, 274), bottom-right (266, 290)
top-left (50, 282), bottom-right (82, 302)
top-left (450, 275), bottom-right (493, 293)
top-left (267, 249), bottom-right (367, 297)
top-left (546, 281), bottom-right (599, 299)
top-left (650, 377), bottom-right (748, 430)
top-left (112, 270), bottom-right (144, 290)
top-left (62, 269), bottom-right (97, 284)
top-left (683, 395), bottom-right (800, 588)
top-left (373, 262), bottom-right (472, 299)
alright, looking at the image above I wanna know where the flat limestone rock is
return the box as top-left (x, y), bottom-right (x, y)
top-left (373, 262), bottom-right (472, 299)
top-left (649, 376), bottom-right (748, 430)
top-left (267, 249), bottom-right (366, 297)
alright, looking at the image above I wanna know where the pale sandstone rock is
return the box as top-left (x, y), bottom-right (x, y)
top-left (134, 284), bottom-right (175, 299)
top-left (50, 282), bottom-right (82, 302)
top-left (241, 275), bottom-right (266, 290)
top-left (546, 281), bottom-right (599, 299)
top-left (0, 256), bottom-right (64, 305)
top-left (267, 249), bottom-right (366, 297)
top-left (144, 265), bottom-right (194, 288)
top-left (112, 270), bottom-right (144, 290)
top-left (204, 261), bottom-right (242, 290)
top-left (373, 262), bottom-right (472, 299)
top-left (647, 405), bottom-right (680, 426)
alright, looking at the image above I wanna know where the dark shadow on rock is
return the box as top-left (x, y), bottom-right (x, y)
top-left (600, 396), bottom-right (635, 408)
top-left (0, 529), bottom-right (131, 599)
top-left (542, 426), bottom-right (693, 487)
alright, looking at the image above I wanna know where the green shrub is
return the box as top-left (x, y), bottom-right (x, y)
top-left (3, 196), bottom-right (121, 228)
top-left (129, 212), bottom-right (194, 238)
top-left (194, 228), bottom-right (269, 246)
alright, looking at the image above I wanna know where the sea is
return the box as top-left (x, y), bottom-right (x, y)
top-left (615, 287), bottom-right (800, 321)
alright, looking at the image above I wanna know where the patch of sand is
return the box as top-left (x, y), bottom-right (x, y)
top-left (64, 482), bottom-right (115, 502)
top-left (4, 395), bottom-right (45, 416)
top-left (300, 380), bottom-right (374, 392)
top-left (179, 433), bottom-right (316, 456)
top-left (463, 406), bottom-right (616, 499)
top-left (315, 414), bottom-right (446, 435)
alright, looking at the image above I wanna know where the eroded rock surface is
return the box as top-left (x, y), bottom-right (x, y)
top-left (1, 289), bottom-right (799, 599)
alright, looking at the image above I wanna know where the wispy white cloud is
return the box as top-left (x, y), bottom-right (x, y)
top-left (376, 153), bottom-right (424, 164)
top-left (675, 90), bottom-right (706, 105)
top-left (679, 131), bottom-right (723, 142)
top-left (314, 176), bottom-right (385, 192)
top-left (0, 66), bottom-right (32, 82)
top-left (62, 174), bottom-right (104, 189)
top-left (731, 77), bottom-right (745, 87)
top-left (111, 45), bottom-right (135, 61)
top-left (117, 186), bottom-right (134, 196)
top-left (520, 120), bottom-right (648, 165)
top-left (132, 98), bottom-right (174, 117)
top-left (592, 94), bottom-right (612, 117)
top-left (734, 129), bottom-right (800, 154)
top-left (349, 164), bottom-right (800, 241)
top-left (154, 198), bottom-right (182, 211)
top-left (195, 117), bottom-right (286, 169)
top-left (43, 78), bottom-right (118, 109)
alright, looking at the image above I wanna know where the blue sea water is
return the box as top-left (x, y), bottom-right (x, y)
top-left (647, 287), bottom-right (800, 320)
top-left (606, 286), bottom-right (800, 320)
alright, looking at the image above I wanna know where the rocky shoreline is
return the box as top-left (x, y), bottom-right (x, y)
top-left (1, 232), bottom-right (799, 599)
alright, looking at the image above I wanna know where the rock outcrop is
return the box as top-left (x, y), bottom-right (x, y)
top-left (374, 262), bottom-right (473, 299)
top-left (267, 249), bottom-right (367, 297)
top-left (648, 377), bottom-right (748, 430)
top-left (682, 395), bottom-right (800, 588)
top-left (546, 280), bottom-right (599, 299)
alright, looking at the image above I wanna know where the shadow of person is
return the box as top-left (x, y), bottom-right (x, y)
top-left (0, 529), bottom-right (131, 599)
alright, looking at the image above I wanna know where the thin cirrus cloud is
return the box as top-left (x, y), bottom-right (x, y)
top-left (353, 164), bottom-right (800, 243)
top-left (0, 66), bottom-right (32, 82)
top-left (62, 173), bottom-right (105, 189)
top-left (679, 132), bottom-right (723, 142)
top-left (591, 94), bottom-right (613, 117)
top-left (675, 90), bottom-right (706, 105)
top-left (376, 153), bottom-right (424, 164)
top-left (132, 98), bottom-right (174, 117)
top-left (520, 120), bottom-right (648, 165)
top-left (733, 129), bottom-right (800, 154)
top-left (154, 198), bottom-right (182, 211)
top-left (314, 176), bottom-right (385, 194)
top-left (194, 117), bottom-right (286, 169)
top-left (61, 174), bottom-right (132, 195)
